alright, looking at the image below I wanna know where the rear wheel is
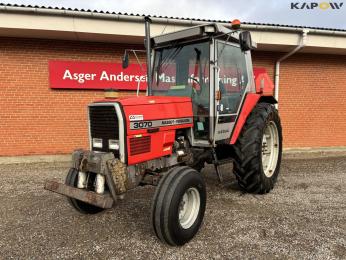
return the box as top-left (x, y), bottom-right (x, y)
top-left (233, 102), bottom-right (282, 194)
top-left (151, 166), bottom-right (206, 246)
top-left (65, 168), bottom-right (104, 214)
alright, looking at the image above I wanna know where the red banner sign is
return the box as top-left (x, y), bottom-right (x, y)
top-left (49, 60), bottom-right (147, 90)
top-left (49, 60), bottom-right (269, 92)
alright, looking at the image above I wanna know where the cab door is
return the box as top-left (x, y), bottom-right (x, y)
top-left (213, 41), bottom-right (252, 144)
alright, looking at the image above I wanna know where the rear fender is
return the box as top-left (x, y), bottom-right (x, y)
top-left (230, 68), bottom-right (276, 144)
top-left (254, 68), bottom-right (274, 96)
top-left (230, 93), bottom-right (260, 144)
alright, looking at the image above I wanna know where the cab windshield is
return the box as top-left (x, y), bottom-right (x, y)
top-left (151, 41), bottom-right (210, 140)
top-left (152, 41), bottom-right (210, 99)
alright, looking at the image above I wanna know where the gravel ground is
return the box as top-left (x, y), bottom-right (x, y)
top-left (0, 156), bottom-right (345, 259)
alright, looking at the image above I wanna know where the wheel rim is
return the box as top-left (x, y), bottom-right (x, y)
top-left (261, 121), bottom-right (279, 178)
top-left (178, 187), bottom-right (200, 229)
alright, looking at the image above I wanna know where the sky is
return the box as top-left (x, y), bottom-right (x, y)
top-left (3, 0), bottom-right (346, 29)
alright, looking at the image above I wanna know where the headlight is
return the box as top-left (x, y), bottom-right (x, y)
top-left (109, 139), bottom-right (119, 150)
top-left (92, 138), bottom-right (103, 148)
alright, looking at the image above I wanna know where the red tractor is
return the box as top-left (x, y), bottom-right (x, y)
top-left (45, 19), bottom-right (282, 246)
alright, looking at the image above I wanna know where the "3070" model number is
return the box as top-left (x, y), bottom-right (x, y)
top-left (132, 121), bottom-right (153, 129)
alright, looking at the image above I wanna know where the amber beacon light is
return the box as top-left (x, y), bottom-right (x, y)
top-left (231, 19), bottom-right (241, 29)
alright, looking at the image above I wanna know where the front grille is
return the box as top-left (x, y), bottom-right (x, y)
top-left (129, 136), bottom-right (151, 155)
top-left (89, 105), bottom-right (119, 155)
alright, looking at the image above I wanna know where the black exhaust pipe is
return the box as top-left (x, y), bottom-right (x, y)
top-left (144, 16), bottom-right (152, 95)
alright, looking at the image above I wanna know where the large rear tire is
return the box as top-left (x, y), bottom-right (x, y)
top-left (151, 166), bottom-right (206, 246)
top-left (65, 168), bottom-right (104, 214)
top-left (233, 102), bottom-right (282, 194)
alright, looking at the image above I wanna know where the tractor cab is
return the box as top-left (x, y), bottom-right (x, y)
top-left (149, 23), bottom-right (257, 146)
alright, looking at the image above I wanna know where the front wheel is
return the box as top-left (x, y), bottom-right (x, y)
top-left (233, 102), bottom-right (283, 194)
top-left (151, 166), bottom-right (206, 246)
top-left (65, 168), bottom-right (105, 214)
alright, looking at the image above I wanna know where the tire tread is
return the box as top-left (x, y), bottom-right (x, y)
top-left (233, 102), bottom-right (282, 194)
top-left (151, 166), bottom-right (206, 246)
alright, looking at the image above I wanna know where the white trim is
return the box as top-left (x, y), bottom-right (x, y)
top-left (0, 9), bottom-right (346, 54)
top-left (1, 5), bottom-right (345, 36)
top-left (88, 102), bottom-right (126, 163)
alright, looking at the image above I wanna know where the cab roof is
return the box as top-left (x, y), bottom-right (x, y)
top-left (151, 23), bottom-right (240, 47)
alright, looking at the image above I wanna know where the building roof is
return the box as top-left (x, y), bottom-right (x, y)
top-left (1, 2), bottom-right (346, 32)
top-left (0, 2), bottom-right (346, 55)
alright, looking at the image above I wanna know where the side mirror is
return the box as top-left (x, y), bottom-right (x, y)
top-left (239, 31), bottom-right (254, 51)
top-left (122, 51), bottom-right (129, 69)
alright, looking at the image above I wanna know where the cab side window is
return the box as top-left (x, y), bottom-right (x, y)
top-left (217, 42), bottom-right (248, 114)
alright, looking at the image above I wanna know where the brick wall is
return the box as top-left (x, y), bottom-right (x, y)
top-left (0, 37), bottom-right (145, 156)
top-left (0, 37), bottom-right (345, 156)
top-left (252, 52), bottom-right (346, 148)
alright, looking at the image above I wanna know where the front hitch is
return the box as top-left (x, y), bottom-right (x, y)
top-left (44, 150), bottom-right (129, 208)
top-left (44, 180), bottom-right (114, 209)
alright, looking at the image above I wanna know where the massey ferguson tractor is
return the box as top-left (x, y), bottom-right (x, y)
top-left (45, 19), bottom-right (282, 246)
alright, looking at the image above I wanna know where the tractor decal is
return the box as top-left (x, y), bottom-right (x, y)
top-left (130, 117), bottom-right (193, 129)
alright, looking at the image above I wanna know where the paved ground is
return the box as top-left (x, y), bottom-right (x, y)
top-left (0, 156), bottom-right (345, 259)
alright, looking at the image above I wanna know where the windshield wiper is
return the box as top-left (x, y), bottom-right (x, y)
top-left (156, 51), bottom-right (163, 84)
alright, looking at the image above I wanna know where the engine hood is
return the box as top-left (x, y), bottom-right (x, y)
top-left (93, 95), bottom-right (193, 136)
top-left (91, 95), bottom-right (193, 165)
top-left (96, 96), bottom-right (191, 106)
